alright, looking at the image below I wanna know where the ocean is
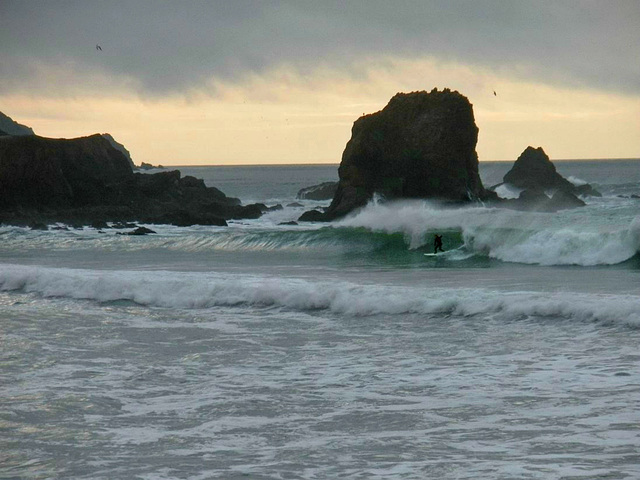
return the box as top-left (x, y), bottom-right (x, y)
top-left (1, 160), bottom-right (639, 479)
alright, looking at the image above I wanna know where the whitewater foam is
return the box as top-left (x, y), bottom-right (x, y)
top-left (493, 183), bottom-right (521, 199)
top-left (567, 175), bottom-right (588, 186)
top-left (2, 265), bottom-right (639, 327)
top-left (336, 201), bottom-right (640, 266)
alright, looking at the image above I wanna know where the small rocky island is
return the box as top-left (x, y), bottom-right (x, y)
top-left (494, 146), bottom-right (600, 211)
top-left (299, 88), bottom-right (496, 221)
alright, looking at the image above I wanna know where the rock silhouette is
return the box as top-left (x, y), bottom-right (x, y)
top-left (301, 89), bottom-right (494, 221)
top-left (0, 134), bottom-right (265, 227)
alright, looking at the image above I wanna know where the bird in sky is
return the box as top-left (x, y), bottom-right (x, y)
top-left (493, 90), bottom-right (497, 96)
top-left (96, 44), bottom-right (102, 51)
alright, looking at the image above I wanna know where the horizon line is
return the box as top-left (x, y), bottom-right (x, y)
top-left (152, 157), bottom-right (640, 168)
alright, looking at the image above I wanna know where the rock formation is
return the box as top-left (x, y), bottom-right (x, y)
top-left (300, 89), bottom-right (494, 221)
top-left (101, 133), bottom-right (135, 169)
top-left (500, 188), bottom-right (585, 212)
top-left (503, 147), bottom-right (574, 191)
top-left (0, 134), bottom-right (132, 208)
top-left (139, 162), bottom-right (164, 170)
top-left (0, 134), bottom-right (264, 227)
top-left (297, 181), bottom-right (338, 200)
top-left (501, 146), bottom-right (601, 197)
top-left (0, 111), bottom-right (35, 136)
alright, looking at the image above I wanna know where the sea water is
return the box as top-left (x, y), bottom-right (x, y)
top-left (1, 161), bottom-right (639, 479)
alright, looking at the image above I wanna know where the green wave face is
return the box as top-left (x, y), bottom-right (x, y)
top-left (185, 226), bottom-right (479, 268)
top-left (203, 226), bottom-right (465, 254)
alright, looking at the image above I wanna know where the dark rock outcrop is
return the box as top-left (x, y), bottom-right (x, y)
top-left (139, 162), bottom-right (164, 170)
top-left (301, 89), bottom-right (493, 221)
top-left (0, 134), bottom-right (133, 208)
top-left (503, 147), bottom-right (574, 191)
top-left (574, 184), bottom-right (602, 197)
top-left (101, 133), bottom-right (135, 169)
top-left (0, 134), bottom-right (264, 227)
top-left (549, 190), bottom-right (586, 210)
top-left (0, 111), bottom-right (35, 136)
top-left (91, 220), bottom-right (110, 230)
top-left (118, 226), bottom-right (157, 235)
top-left (226, 204), bottom-right (263, 220)
top-left (297, 182), bottom-right (338, 200)
top-left (298, 210), bottom-right (327, 222)
top-left (500, 188), bottom-right (585, 212)
top-left (502, 146), bottom-right (600, 197)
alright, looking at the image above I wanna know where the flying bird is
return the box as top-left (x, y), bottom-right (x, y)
top-left (96, 44), bottom-right (102, 51)
top-left (493, 90), bottom-right (497, 96)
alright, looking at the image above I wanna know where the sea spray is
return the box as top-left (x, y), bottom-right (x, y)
top-left (336, 199), bottom-right (479, 249)
top-left (335, 200), bottom-right (640, 266)
top-left (467, 215), bottom-right (640, 266)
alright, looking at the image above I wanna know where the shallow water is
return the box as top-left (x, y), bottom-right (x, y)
top-left (2, 292), bottom-right (639, 479)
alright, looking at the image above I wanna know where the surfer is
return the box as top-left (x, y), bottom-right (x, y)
top-left (433, 234), bottom-right (444, 254)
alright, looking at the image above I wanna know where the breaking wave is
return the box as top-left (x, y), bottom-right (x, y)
top-left (337, 201), bottom-right (640, 266)
top-left (1, 265), bottom-right (639, 327)
top-left (1, 200), bottom-right (639, 267)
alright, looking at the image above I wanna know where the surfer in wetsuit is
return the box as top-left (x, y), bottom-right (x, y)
top-left (434, 234), bottom-right (444, 254)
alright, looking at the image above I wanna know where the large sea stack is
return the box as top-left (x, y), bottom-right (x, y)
top-left (316, 89), bottom-right (492, 220)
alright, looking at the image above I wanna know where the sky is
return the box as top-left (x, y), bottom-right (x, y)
top-left (1, 1), bottom-right (639, 165)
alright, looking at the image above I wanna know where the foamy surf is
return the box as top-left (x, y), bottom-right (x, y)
top-left (2, 265), bottom-right (639, 327)
top-left (337, 201), bottom-right (640, 266)
top-left (467, 217), bottom-right (640, 266)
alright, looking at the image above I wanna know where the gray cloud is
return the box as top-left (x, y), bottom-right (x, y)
top-left (1, 0), bottom-right (639, 96)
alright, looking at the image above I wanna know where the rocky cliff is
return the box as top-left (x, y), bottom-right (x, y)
top-left (0, 111), bottom-right (35, 136)
top-left (317, 89), bottom-right (492, 220)
top-left (0, 134), bottom-right (266, 226)
top-left (0, 134), bottom-right (132, 208)
top-left (101, 133), bottom-right (135, 169)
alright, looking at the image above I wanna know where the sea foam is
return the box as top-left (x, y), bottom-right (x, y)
top-left (1, 265), bottom-right (639, 327)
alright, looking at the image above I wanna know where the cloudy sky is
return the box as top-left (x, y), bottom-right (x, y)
top-left (1, 1), bottom-right (639, 165)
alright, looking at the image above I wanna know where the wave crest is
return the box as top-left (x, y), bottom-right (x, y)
top-left (1, 265), bottom-right (639, 327)
top-left (337, 201), bottom-right (640, 266)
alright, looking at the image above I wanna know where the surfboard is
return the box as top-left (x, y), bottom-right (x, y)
top-left (423, 252), bottom-right (443, 256)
